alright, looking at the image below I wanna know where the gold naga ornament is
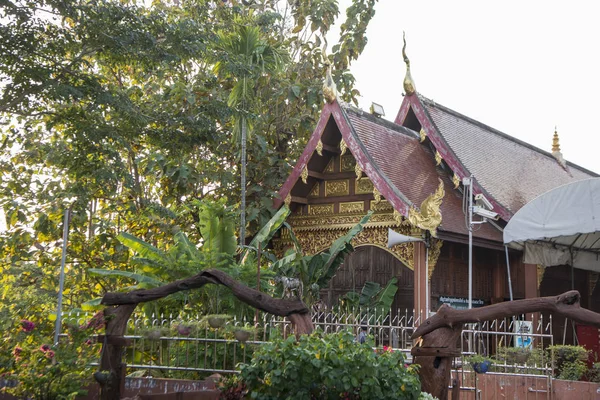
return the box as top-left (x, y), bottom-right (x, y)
top-left (402, 32), bottom-right (416, 96)
top-left (407, 179), bottom-right (445, 237)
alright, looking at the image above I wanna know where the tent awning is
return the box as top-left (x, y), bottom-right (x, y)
top-left (503, 178), bottom-right (600, 272)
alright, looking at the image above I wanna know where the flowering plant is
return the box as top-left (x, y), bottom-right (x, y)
top-left (0, 313), bottom-right (101, 400)
top-left (239, 330), bottom-right (421, 400)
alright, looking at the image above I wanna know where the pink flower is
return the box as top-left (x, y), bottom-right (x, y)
top-left (21, 319), bottom-right (35, 332)
top-left (85, 339), bottom-right (93, 346)
top-left (45, 350), bottom-right (55, 359)
top-left (13, 346), bottom-right (22, 358)
top-left (40, 344), bottom-right (50, 352)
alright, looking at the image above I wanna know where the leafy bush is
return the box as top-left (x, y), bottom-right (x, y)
top-left (239, 330), bottom-right (421, 400)
top-left (0, 314), bottom-right (101, 400)
top-left (587, 362), bottom-right (600, 383)
top-left (548, 345), bottom-right (589, 381)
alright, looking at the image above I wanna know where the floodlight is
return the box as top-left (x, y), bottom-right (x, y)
top-left (370, 102), bottom-right (385, 117)
top-left (473, 206), bottom-right (499, 220)
top-left (475, 193), bottom-right (494, 210)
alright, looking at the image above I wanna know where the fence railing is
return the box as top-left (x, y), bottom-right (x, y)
top-left (62, 309), bottom-right (555, 384)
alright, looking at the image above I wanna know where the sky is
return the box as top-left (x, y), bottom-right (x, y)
top-left (333, 0), bottom-right (600, 173)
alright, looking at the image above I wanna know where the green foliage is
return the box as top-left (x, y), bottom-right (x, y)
top-left (341, 277), bottom-right (398, 312)
top-left (0, 0), bottom-right (381, 347)
top-left (272, 212), bottom-right (372, 305)
top-left (239, 330), bottom-right (421, 400)
top-left (549, 345), bottom-right (589, 381)
top-left (0, 312), bottom-right (100, 400)
top-left (587, 362), bottom-right (600, 383)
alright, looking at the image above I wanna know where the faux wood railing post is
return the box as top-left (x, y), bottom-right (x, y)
top-left (96, 269), bottom-right (313, 399)
top-left (411, 291), bottom-right (600, 400)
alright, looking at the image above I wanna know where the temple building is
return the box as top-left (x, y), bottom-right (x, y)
top-left (271, 40), bottom-right (599, 343)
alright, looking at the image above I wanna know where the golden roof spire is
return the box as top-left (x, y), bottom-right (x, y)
top-left (552, 126), bottom-right (567, 169)
top-left (322, 41), bottom-right (337, 104)
top-left (552, 126), bottom-right (561, 153)
top-left (402, 32), bottom-right (416, 96)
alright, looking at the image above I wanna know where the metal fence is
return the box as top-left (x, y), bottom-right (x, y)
top-left (62, 309), bottom-right (555, 388)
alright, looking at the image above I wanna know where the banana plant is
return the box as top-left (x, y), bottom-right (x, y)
top-left (271, 211), bottom-right (373, 306)
top-left (340, 277), bottom-right (399, 313)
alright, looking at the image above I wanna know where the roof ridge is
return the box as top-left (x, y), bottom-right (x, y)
top-left (342, 104), bottom-right (420, 140)
top-left (417, 94), bottom-right (599, 177)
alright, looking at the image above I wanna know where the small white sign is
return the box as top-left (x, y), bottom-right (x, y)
top-left (514, 320), bottom-right (533, 348)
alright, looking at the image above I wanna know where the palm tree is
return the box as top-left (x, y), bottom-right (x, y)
top-left (214, 18), bottom-right (286, 246)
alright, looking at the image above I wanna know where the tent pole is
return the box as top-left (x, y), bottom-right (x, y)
top-left (504, 246), bottom-right (514, 302)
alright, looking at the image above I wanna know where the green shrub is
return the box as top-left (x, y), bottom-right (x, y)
top-left (239, 330), bottom-right (421, 400)
top-left (587, 362), bottom-right (600, 383)
top-left (548, 345), bottom-right (589, 381)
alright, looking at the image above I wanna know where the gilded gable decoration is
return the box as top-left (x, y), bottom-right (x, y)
top-left (301, 165), bottom-right (309, 184)
top-left (373, 187), bottom-right (382, 204)
top-left (340, 154), bottom-right (356, 171)
top-left (355, 163), bottom-right (363, 181)
top-left (452, 173), bottom-right (460, 189)
top-left (356, 177), bottom-right (374, 194)
top-left (284, 193), bottom-right (292, 206)
top-left (340, 201), bottom-right (364, 214)
top-left (308, 204), bottom-right (334, 216)
top-left (340, 138), bottom-right (348, 156)
top-left (325, 180), bottom-right (349, 197)
top-left (407, 179), bottom-right (444, 237)
top-left (427, 238), bottom-right (443, 279)
top-left (273, 212), bottom-right (417, 270)
top-left (435, 151), bottom-right (442, 166)
top-left (325, 159), bottom-right (334, 173)
top-left (308, 183), bottom-right (319, 198)
top-left (419, 128), bottom-right (427, 143)
top-left (316, 140), bottom-right (324, 156)
top-left (371, 199), bottom-right (392, 212)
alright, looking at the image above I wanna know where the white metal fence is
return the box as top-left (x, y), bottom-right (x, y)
top-left (62, 309), bottom-right (555, 386)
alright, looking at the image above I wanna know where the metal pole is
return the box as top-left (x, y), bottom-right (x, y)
top-left (504, 245), bottom-right (514, 301)
top-left (468, 176), bottom-right (473, 309)
top-left (240, 117), bottom-right (247, 247)
top-left (54, 207), bottom-right (71, 346)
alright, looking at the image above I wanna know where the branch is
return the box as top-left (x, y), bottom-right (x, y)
top-left (412, 291), bottom-right (600, 339)
top-left (101, 269), bottom-right (309, 317)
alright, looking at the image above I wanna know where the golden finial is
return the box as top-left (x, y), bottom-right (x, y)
top-left (340, 138), bottom-right (348, 156)
top-left (552, 126), bottom-right (561, 153)
top-left (322, 46), bottom-right (337, 104)
top-left (373, 187), bottom-right (382, 204)
top-left (452, 173), bottom-right (460, 189)
top-left (419, 128), bottom-right (426, 142)
top-left (355, 163), bottom-right (363, 181)
top-left (301, 165), bottom-right (308, 184)
top-left (435, 151), bottom-right (442, 166)
top-left (402, 32), bottom-right (416, 96)
top-left (316, 140), bottom-right (323, 156)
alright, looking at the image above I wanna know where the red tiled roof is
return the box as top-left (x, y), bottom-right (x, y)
top-left (342, 106), bottom-right (502, 241)
top-left (418, 96), bottom-right (598, 214)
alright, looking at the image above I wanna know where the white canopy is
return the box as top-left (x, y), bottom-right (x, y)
top-left (503, 178), bottom-right (600, 272)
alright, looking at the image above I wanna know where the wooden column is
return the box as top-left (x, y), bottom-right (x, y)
top-left (491, 254), bottom-right (506, 304)
top-left (414, 241), bottom-right (428, 324)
